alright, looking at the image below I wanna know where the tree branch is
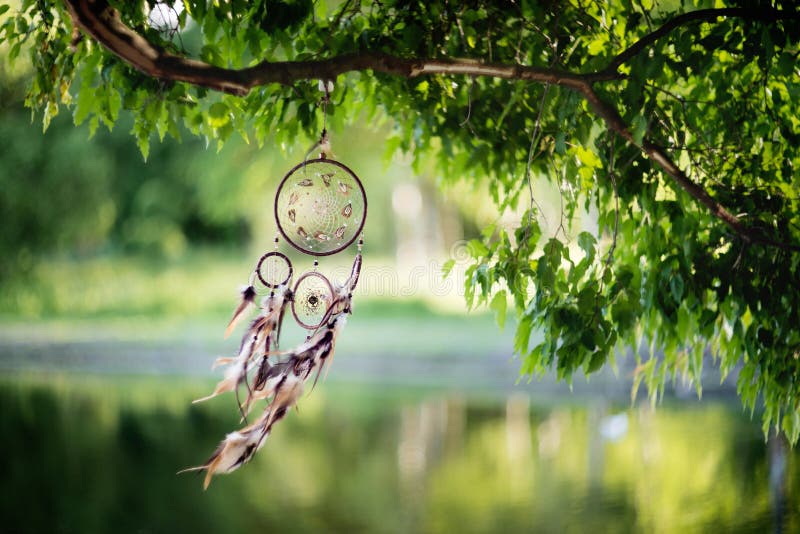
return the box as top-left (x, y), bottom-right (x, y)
top-left (64, 0), bottom-right (800, 252)
top-left (575, 84), bottom-right (800, 252)
top-left (65, 0), bottom-right (590, 96)
top-left (600, 7), bottom-right (800, 76)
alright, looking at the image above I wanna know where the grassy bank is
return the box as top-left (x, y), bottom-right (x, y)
top-left (0, 248), bottom-right (514, 363)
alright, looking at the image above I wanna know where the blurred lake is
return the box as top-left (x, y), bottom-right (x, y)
top-left (0, 355), bottom-right (797, 533)
top-left (0, 260), bottom-right (798, 533)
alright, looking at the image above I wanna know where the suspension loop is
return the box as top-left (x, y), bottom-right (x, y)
top-left (319, 80), bottom-right (331, 133)
top-left (318, 129), bottom-right (331, 159)
top-left (318, 79), bottom-right (333, 157)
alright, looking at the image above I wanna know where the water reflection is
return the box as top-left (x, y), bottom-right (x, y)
top-left (0, 374), bottom-right (795, 533)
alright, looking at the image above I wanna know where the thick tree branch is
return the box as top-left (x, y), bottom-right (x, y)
top-left (65, 0), bottom-right (590, 96)
top-left (575, 86), bottom-right (751, 242)
top-left (64, 0), bottom-right (800, 252)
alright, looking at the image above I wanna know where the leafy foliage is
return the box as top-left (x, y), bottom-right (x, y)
top-left (2, 0), bottom-right (800, 440)
top-left (0, 101), bottom-right (255, 277)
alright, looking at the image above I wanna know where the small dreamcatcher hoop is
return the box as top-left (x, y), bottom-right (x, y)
top-left (274, 158), bottom-right (367, 257)
top-left (292, 270), bottom-right (335, 330)
top-left (255, 251), bottom-right (293, 288)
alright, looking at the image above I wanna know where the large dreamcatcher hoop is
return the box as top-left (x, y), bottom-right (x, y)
top-left (186, 80), bottom-right (370, 489)
top-left (274, 158), bottom-right (367, 256)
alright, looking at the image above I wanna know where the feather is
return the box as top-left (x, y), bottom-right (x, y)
top-left (348, 253), bottom-right (362, 292)
top-left (243, 351), bottom-right (278, 414)
top-left (224, 285), bottom-right (257, 339)
top-left (324, 314), bottom-right (348, 379)
top-left (251, 351), bottom-right (272, 392)
top-left (192, 357), bottom-right (255, 404)
top-left (196, 286), bottom-right (292, 407)
top-left (179, 412), bottom-right (272, 489)
top-left (246, 370), bottom-right (285, 407)
top-left (211, 356), bottom-right (236, 369)
top-left (264, 371), bottom-right (305, 428)
top-left (280, 310), bottom-right (348, 393)
top-left (194, 319), bottom-right (267, 405)
top-left (275, 291), bottom-right (290, 348)
top-left (182, 359), bottom-right (307, 489)
top-left (185, 290), bottom-right (352, 488)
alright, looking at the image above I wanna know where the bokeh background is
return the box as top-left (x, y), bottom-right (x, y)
top-left (1, 25), bottom-right (798, 533)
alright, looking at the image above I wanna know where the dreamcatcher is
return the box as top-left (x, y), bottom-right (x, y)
top-left (182, 82), bottom-right (367, 489)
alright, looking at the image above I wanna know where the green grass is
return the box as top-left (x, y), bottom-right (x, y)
top-left (0, 248), bottom-right (250, 319)
top-left (0, 248), bottom-right (481, 318)
top-left (0, 249), bottom-right (514, 360)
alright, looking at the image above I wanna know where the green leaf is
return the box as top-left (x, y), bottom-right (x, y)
top-left (576, 287), bottom-right (595, 315)
top-left (669, 274), bottom-right (684, 303)
top-left (415, 80), bottom-right (429, 98)
top-left (587, 36), bottom-right (607, 55)
top-left (490, 290), bottom-right (507, 330)
top-left (42, 101), bottom-right (57, 132)
top-left (577, 231), bottom-right (596, 260)
top-left (137, 135), bottom-right (150, 160)
top-left (107, 89), bottom-right (122, 124)
top-left (514, 314), bottom-right (533, 355)
top-left (467, 239), bottom-right (489, 259)
top-left (631, 114), bottom-right (647, 146)
top-left (74, 85), bottom-right (95, 126)
top-left (783, 410), bottom-right (800, 445)
top-left (441, 259), bottom-right (456, 278)
top-left (586, 350), bottom-right (605, 374)
top-left (208, 102), bottom-right (230, 128)
top-left (575, 146), bottom-right (599, 168)
top-left (776, 52), bottom-right (795, 77)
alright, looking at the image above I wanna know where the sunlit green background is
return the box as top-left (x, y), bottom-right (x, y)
top-left (1, 18), bottom-right (798, 533)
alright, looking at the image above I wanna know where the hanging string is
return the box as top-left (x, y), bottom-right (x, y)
top-left (303, 80), bottom-right (334, 162)
top-left (320, 79), bottom-right (330, 135)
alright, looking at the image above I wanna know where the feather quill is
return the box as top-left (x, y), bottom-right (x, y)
top-left (224, 285), bottom-right (257, 339)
